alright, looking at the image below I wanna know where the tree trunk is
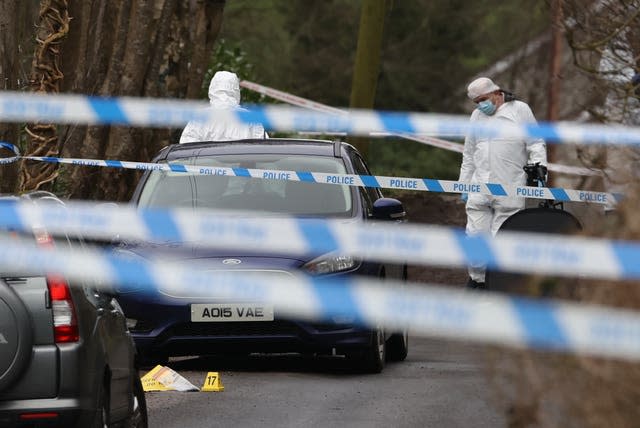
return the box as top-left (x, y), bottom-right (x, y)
top-left (186, 0), bottom-right (225, 99)
top-left (51, 0), bottom-right (225, 201)
top-left (19, 0), bottom-right (70, 192)
top-left (0, 0), bottom-right (39, 193)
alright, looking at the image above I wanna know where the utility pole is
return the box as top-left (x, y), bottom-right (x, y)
top-left (348, 0), bottom-right (392, 158)
top-left (547, 0), bottom-right (563, 183)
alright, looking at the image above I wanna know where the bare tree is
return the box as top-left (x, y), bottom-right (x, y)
top-left (486, 5), bottom-right (640, 427)
top-left (0, 0), bottom-right (39, 193)
top-left (563, 0), bottom-right (640, 121)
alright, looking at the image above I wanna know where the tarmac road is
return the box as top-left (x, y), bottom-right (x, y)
top-left (144, 337), bottom-right (506, 428)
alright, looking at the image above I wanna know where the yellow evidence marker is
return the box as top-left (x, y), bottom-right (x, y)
top-left (201, 371), bottom-right (225, 392)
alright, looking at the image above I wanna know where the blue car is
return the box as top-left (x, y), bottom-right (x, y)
top-left (117, 139), bottom-right (408, 373)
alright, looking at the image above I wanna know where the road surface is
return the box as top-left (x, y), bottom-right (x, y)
top-left (144, 337), bottom-right (506, 427)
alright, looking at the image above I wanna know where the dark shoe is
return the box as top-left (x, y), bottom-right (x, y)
top-left (466, 278), bottom-right (486, 290)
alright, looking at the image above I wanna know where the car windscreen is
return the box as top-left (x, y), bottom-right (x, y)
top-left (137, 154), bottom-right (353, 217)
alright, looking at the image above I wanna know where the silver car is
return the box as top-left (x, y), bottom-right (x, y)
top-left (0, 192), bottom-right (147, 427)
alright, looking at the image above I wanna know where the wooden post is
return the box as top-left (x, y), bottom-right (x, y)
top-left (348, 0), bottom-right (392, 158)
top-left (547, 0), bottom-right (563, 184)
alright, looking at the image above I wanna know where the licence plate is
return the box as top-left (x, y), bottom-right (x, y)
top-left (191, 303), bottom-right (274, 322)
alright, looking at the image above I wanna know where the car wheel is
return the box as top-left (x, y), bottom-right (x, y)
top-left (349, 327), bottom-right (385, 374)
top-left (92, 380), bottom-right (110, 428)
top-left (0, 282), bottom-right (33, 392)
top-left (386, 330), bottom-right (409, 362)
top-left (125, 376), bottom-right (148, 428)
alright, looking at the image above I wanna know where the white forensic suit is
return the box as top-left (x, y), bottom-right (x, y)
top-left (459, 100), bottom-right (547, 282)
top-left (179, 71), bottom-right (267, 143)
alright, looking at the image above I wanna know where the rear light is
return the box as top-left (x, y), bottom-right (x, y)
top-left (34, 227), bottom-right (80, 343)
top-left (47, 274), bottom-right (79, 343)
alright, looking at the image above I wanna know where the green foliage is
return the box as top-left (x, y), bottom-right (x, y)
top-left (368, 137), bottom-right (462, 180)
top-left (217, 0), bottom-right (548, 179)
top-left (378, 0), bottom-right (548, 114)
top-left (51, 164), bottom-right (70, 197)
top-left (202, 38), bottom-right (267, 104)
top-left (219, 0), bottom-right (360, 107)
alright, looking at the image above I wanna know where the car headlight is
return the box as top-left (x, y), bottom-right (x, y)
top-left (302, 254), bottom-right (360, 275)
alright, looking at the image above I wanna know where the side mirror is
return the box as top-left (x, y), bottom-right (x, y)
top-left (372, 198), bottom-right (406, 221)
top-left (86, 202), bottom-right (122, 247)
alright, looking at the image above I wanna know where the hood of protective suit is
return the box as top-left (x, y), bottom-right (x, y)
top-left (179, 70), bottom-right (268, 143)
top-left (208, 71), bottom-right (241, 108)
top-left (467, 77), bottom-right (500, 101)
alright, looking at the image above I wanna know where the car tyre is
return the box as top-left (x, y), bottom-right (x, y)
top-left (125, 376), bottom-right (148, 428)
top-left (386, 265), bottom-right (409, 362)
top-left (92, 380), bottom-right (110, 428)
top-left (386, 330), bottom-right (409, 362)
top-left (349, 327), bottom-right (385, 374)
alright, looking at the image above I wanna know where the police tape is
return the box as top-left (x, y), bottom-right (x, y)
top-left (241, 80), bottom-right (602, 177)
top-left (301, 130), bottom-right (601, 177)
top-left (240, 80), bottom-right (467, 153)
top-left (1, 91), bottom-right (640, 145)
top-left (1, 199), bottom-right (639, 281)
top-left (2, 233), bottom-right (640, 362)
top-left (0, 142), bottom-right (620, 205)
top-left (240, 80), bottom-right (346, 115)
top-left (0, 142), bottom-right (19, 165)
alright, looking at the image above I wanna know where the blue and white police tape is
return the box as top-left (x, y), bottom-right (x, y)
top-left (1, 91), bottom-right (640, 145)
top-left (298, 131), bottom-right (600, 177)
top-left (0, 141), bottom-right (19, 165)
top-left (0, 142), bottom-right (620, 205)
top-left (2, 233), bottom-right (640, 361)
top-left (2, 199), bottom-right (640, 281)
top-left (240, 80), bottom-right (470, 153)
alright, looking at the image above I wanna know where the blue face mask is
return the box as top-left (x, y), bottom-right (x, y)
top-left (477, 100), bottom-right (497, 116)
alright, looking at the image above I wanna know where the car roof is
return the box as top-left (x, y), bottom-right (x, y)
top-left (0, 191), bottom-right (64, 204)
top-left (159, 138), bottom-right (356, 161)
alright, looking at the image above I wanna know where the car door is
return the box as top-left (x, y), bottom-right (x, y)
top-left (348, 151), bottom-right (381, 218)
top-left (349, 151), bottom-right (405, 281)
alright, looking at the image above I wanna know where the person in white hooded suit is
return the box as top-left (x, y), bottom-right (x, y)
top-left (459, 77), bottom-right (547, 289)
top-left (179, 71), bottom-right (267, 143)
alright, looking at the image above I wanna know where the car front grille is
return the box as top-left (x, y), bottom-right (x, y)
top-left (168, 321), bottom-right (301, 337)
top-left (310, 322), bottom-right (355, 332)
top-left (159, 269), bottom-right (297, 299)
